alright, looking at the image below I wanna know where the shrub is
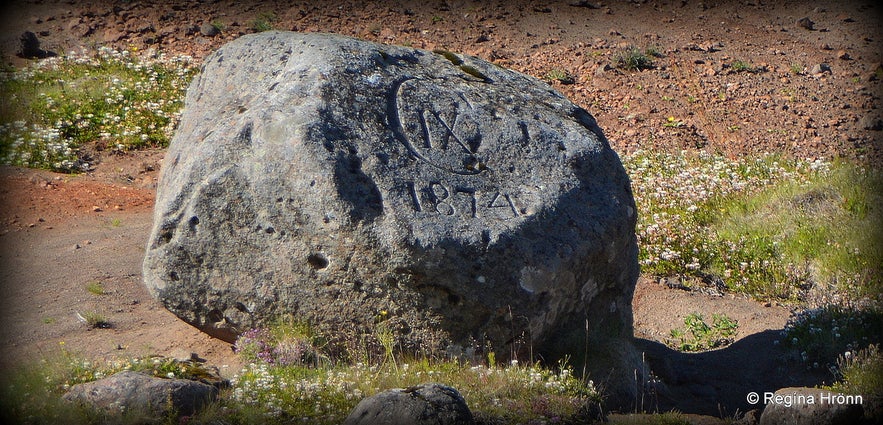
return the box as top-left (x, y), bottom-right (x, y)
top-left (613, 46), bottom-right (655, 71)
top-left (668, 312), bottom-right (739, 352)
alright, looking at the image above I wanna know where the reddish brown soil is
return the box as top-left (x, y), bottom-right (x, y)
top-left (0, 0), bottom-right (880, 419)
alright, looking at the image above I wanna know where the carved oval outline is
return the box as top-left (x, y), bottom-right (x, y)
top-left (390, 78), bottom-right (484, 175)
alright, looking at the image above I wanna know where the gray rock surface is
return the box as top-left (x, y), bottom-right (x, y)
top-left (199, 23), bottom-right (220, 37)
top-left (62, 371), bottom-right (218, 419)
top-left (344, 382), bottom-right (474, 425)
top-left (143, 31), bottom-right (639, 406)
top-left (758, 387), bottom-right (864, 425)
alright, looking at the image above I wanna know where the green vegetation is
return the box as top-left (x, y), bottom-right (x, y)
top-left (210, 20), bottom-right (226, 32)
top-left (662, 116), bottom-right (684, 128)
top-left (781, 306), bottom-right (883, 367)
top-left (0, 47), bottom-right (196, 172)
top-left (0, 349), bottom-right (225, 424)
top-left (432, 48), bottom-right (463, 65)
top-left (608, 412), bottom-right (693, 425)
top-left (250, 11), bottom-right (277, 32)
top-left (707, 160), bottom-right (881, 300)
top-left (613, 46), bottom-right (655, 71)
top-left (227, 319), bottom-right (597, 423)
top-left (643, 46), bottom-right (663, 58)
top-left (544, 68), bottom-right (575, 84)
top-left (84, 281), bottom-right (105, 296)
top-left (1, 319), bottom-right (599, 424)
top-left (729, 60), bottom-right (757, 73)
top-left (2, 43), bottom-right (881, 422)
top-left (625, 152), bottom-right (881, 303)
top-left (459, 64), bottom-right (488, 81)
top-left (626, 151), bottom-right (880, 402)
top-left (668, 313), bottom-right (739, 352)
top-left (828, 344), bottom-right (883, 397)
top-left (79, 311), bottom-right (111, 329)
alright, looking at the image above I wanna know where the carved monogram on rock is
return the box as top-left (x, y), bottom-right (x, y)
top-left (390, 78), bottom-right (526, 220)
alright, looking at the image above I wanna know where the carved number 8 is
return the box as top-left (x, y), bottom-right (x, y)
top-left (430, 182), bottom-right (455, 215)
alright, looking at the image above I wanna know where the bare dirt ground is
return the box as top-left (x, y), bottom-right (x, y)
top-left (0, 0), bottom-right (880, 419)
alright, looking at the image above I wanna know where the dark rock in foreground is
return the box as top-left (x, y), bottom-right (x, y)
top-left (344, 382), bottom-right (474, 425)
top-left (62, 371), bottom-right (218, 419)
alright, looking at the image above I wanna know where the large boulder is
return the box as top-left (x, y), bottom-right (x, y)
top-left (143, 31), bottom-right (639, 406)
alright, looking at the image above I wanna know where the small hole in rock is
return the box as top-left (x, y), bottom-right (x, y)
top-left (307, 253), bottom-right (329, 270)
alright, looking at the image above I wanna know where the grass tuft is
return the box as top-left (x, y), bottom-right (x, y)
top-left (250, 12), bottom-right (277, 32)
top-left (544, 68), bottom-right (575, 84)
top-left (613, 46), bottom-right (655, 71)
top-left (85, 281), bottom-right (105, 295)
top-left (78, 311), bottom-right (112, 329)
top-left (729, 60), bottom-right (756, 73)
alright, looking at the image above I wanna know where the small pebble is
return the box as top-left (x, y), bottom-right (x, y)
top-left (796, 17), bottom-right (814, 30)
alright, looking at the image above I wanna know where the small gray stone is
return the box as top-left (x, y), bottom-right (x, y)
top-left (62, 371), bottom-right (218, 419)
top-left (758, 387), bottom-right (863, 425)
top-left (810, 63), bottom-right (831, 75)
top-left (595, 63), bottom-right (614, 76)
top-left (200, 23), bottom-right (220, 37)
top-left (859, 115), bottom-right (883, 131)
top-left (344, 383), bottom-right (474, 425)
top-left (796, 17), bottom-right (814, 30)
